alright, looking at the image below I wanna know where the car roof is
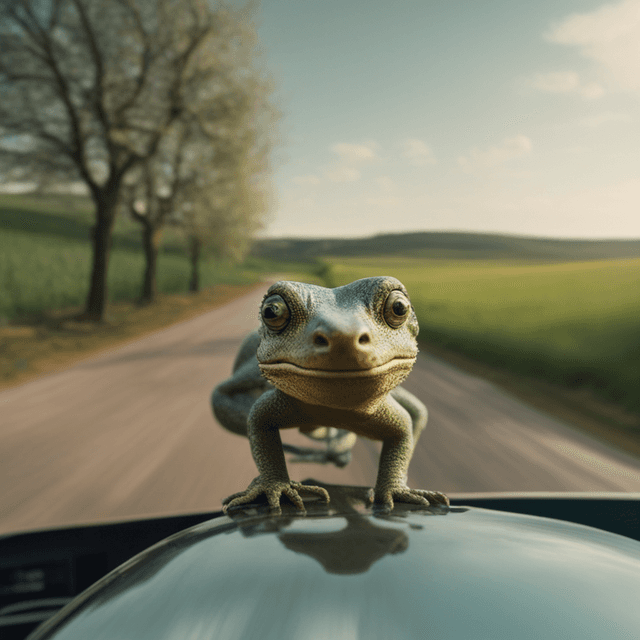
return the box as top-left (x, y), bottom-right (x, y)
top-left (30, 485), bottom-right (640, 640)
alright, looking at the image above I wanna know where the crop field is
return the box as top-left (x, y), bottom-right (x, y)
top-left (325, 257), bottom-right (640, 412)
top-left (0, 193), bottom-right (256, 321)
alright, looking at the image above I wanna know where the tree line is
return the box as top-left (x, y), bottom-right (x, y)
top-left (0, 0), bottom-right (277, 320)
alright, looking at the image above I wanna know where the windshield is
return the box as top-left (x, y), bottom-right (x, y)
top-left (1, 0), bottom-right (639, 537)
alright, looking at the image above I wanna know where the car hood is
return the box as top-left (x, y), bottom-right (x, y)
top-left (29, 484), bottom-right (640, 640)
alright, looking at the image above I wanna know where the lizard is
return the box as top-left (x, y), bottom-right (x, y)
top-left (211, 276), bottom-right (449, 514)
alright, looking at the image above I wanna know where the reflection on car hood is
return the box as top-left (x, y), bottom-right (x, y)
top-left (30, 484), bottom-right (640, 640)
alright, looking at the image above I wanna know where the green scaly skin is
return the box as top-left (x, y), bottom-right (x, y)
top-left (214, 277), bottom-right (449, 515)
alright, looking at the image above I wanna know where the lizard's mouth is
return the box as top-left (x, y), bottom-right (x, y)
top-left (259, 357), bottom-right (416, 378)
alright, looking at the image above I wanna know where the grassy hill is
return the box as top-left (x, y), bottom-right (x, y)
top-left (253, 231), bottom-right (640, 263)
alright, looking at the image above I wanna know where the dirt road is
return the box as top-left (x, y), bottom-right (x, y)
top-left (2, 283), bottom-right (640, 534)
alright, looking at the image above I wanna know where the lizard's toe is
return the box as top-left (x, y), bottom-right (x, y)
top-left (291, 482), bottom-right (330, 503)
top-left (418, 490), bottom-right (450, 506)
top-left (281, 486), bottom-right (306, 511)
top-left (374, 485), bottom-right (449, 512)
top-left (392, 489), bottom-right (431, 506)
top-left (223, 488), bottom-right (264, 513)
top-left (222, 479), bottom-right (331, 515)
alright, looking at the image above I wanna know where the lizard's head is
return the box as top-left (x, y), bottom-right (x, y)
top-left (256, 277), bottom-right (419, 407)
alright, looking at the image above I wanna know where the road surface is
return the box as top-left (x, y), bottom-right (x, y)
top-left (2, 283), bottom-right (640, 534)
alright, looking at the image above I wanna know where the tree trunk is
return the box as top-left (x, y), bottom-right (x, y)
top-left (85, 197), bottom-right (117, 321)
top-left (188, 235), bottom-right (202, 293)
top-left (140, 224), bottom-right (162, 304)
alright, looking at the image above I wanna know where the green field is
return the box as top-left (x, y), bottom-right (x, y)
top-left (0, 193), bottom-right (265, 321)
top-left (324, 257), bottom-right (640, 413)
top-left (0, 230), bottom-right (261, 319)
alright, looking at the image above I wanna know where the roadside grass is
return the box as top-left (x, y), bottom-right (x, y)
top-left (0, 283), bottom-right (263, 390)
top-left (324, 257), bottom-right (640, 416)
top-left (0, 246), bottom-right (322, 390)
top-left (0, 253), bottom-right (324, 390)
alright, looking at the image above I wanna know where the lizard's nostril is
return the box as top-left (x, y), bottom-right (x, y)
top-left (313, 332), bottom-right (329, 347)
top-left (358, 332), bottom-right (371, 345)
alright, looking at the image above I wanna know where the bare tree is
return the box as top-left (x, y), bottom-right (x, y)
top-left (178, 117), bottom-right (274, 292)
top-left (0, 0), bottom-right (255, 320)
top-left (178, 15), bottom-right (276, 293)
top-left (123, 23), bottom-right (277, 298)
top-left (119, 118), bottom-right (192, 304)
top-left (120, 164), bottom-right (173, 304)
top-left (122, 78), bottom-right (275, 301)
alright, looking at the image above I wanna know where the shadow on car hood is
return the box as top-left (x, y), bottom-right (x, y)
top-left (29, 482), bottom-right (640, 640)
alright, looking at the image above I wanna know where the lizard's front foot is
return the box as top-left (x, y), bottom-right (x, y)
top-left (374, 485), bottom-right (449, 513)
top-left (223, 477), bottom-right (330, 516)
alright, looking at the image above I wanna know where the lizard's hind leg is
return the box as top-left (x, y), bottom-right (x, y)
top-left (285, 428), bottom-right (357, 468)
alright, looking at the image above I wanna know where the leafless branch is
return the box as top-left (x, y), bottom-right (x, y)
top-left (70, 0), bottom-right (110, 144)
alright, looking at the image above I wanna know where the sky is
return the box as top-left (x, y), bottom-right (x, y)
top-left (255, 0), bottom-right (640, 239)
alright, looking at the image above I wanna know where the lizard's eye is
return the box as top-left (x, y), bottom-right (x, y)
top-left (383, 290), bottom-right (411, 328)
top-left (261, 295), bottom-right (290, 331)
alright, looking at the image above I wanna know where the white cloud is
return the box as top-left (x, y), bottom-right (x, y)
top-left (528, 71), bottom-right (604, 99)
top-left (324, 166), bottom-right (361, 182)
top-left (330, 142), bottom-right (377, 163)
top-left (458, 134), bottom-right (532, 171)
top-left (400, 138), bottom-right (436, 165)
top-left (545, 0), bottom-right (640, 94)
top-left (531, 71), bottom-right (580, 93)
top-left (531, 70), bottom-right (580, 93)
top-left (323, 141), bottom-right (377, 183)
